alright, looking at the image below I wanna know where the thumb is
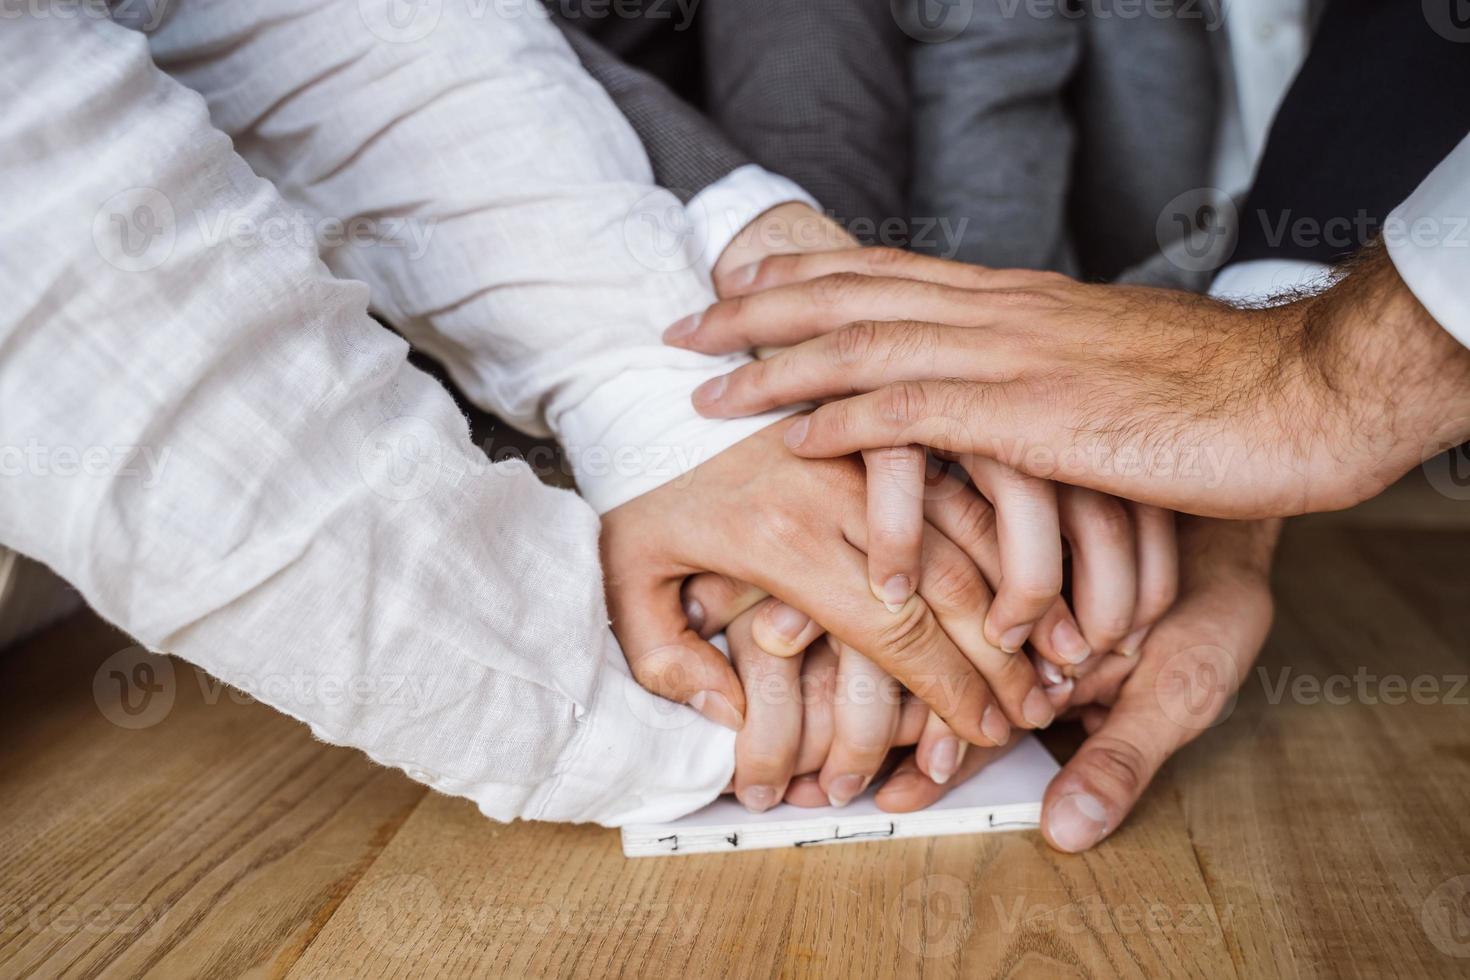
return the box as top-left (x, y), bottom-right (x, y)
top-left (1041, 605), bottom-right (1249, 851)
top-left (611, 572), bottom-right (747, 731)
top-left (1040, 697), bottom-right (1185, 852)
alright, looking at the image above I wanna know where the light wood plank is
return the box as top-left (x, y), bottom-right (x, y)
top-left (4, 483), bottom-right (1470, 978)
top-left (0, 615), bottom-right (426, 979)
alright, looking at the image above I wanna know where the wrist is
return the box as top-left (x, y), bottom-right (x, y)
top-left (1288, 243), bottom-right (1470, 508)
top-left (712, 201), bottom-right (856, 285)
top-left (691, 167), bottom-right (822, 281)
top-left (556, 361), bottom-right (796, 514)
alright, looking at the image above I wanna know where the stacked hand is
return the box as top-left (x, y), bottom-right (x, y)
top-left (605, 207), bottom-right (1289, 850)
top-left (603, 205), bottom-right (1186, 821)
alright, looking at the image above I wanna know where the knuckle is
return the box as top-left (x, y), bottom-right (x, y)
top-left (948, 491), bottom-right (998, 543)
top-left (863, 246), bottom-right (911, 272)
top-left (627, 655), bottom-right (678, 696)
top-left (1012, 575), bottom-right (1064, 606)
top-left (698, 297), bottom-right (741, 340)
top-left (1079, 735), bottom-right (1153, 801)
top-left (735, 356), bottom-right (770, 393)
top-left (922, 557), bottom-right (986, 612)
top-left (1095, 613), bottom-right (1136, 642)
top-left (880, 380), bottom-right (929, 425)
top-left (833, 320), bottom-right (880, 366)
top-left (752, 504), bottom-right (807, 547)
top-left (811, 272), bottom-right (865, 307)
top-left (867, 444), bottom-right (923, 477)
top-left (874, 603), bottom-right (940, 666)
top-left (752, 253), bottom-right (790, 284)
top-left (933, 378), bottom-right (980, 422)
top-left (737, 747), bottom-right (794, 774)
top-left (1081, 497), bottom-right (1133, 543)
top-left (1138, 577), bottom-right (1181, 625)
top-left (839, 733), bottom-right (893, 758)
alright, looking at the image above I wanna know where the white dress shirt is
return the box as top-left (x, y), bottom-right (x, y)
top-left (1208, 0), bottom-right (1329, 302)
top-left (1386, 134), bottom-right (1470, 350)
top-left (1207, 6), bottom-right (1470, 342)
top-left (0, 1), bottom-right (808, 826)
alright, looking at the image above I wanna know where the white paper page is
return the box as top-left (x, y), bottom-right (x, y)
top-left (622, 735), bottom-right (1059, 857)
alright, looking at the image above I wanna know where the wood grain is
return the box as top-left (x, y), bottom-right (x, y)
top-left (3, 476), bottom-right (1468, 979)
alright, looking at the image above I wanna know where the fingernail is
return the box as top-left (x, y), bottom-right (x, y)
top-left (692, 375), bottom-right (727, 406)
top-left (770, 603), bottom-right (811, 641)
top-left (662, 312), bottom-right (702, 344)
top-left (981, 704), bottom-right (1011, 746)
top-left (1118, 627), bottom-right (1150, 658)
top-left (1045, 678), bottom-right (1075, 704)
top-left (999, 623), bottom-right (1033, 654)
top-left (930, 737), bottom-right (960, 785)
top-left (1052, 618), bottom-right (1092, 664)
top-left (784, 416), bottom-right (810, 448)
top-left (726, 261), bottom-right (761, 289)
top-left (688, 690), bottom-right (743, 731)
top-left (827, 773), bottom-right (866, 807)
top-left (683, 596), bottom-right (706, 634)
top-left (1047, 792), bottom-right (1109, 852)
top-left (874, 574), bottom-right (913, 613)
top-left (1023, 687), bottom-right (1056, 728)
top-left (739, 785), bottom-right (779, 812)
top-left (1038, 658), bottom-right (1064, 687)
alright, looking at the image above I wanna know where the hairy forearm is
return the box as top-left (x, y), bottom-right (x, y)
top-left (1298, 241), bottom-right (1470, 504)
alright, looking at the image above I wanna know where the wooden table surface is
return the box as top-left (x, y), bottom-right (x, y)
top-left (3, 474), bottom-right (1469, 979)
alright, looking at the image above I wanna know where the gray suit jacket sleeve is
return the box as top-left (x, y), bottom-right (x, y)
top-left (555, 22), bottom-right (750, 203)
top-left (908, 0), bottom-right (1082, 271)
top-left (700, 0), bottom-right (910, 230)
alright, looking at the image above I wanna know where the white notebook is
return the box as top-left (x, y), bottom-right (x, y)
top-left (621, 736), bottom-right (1059, 858)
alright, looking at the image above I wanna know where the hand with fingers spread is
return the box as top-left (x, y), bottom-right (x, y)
top-left (872, 516), bottom-right (1280, 850)
top-left (665, 242), bottom-right (1470, 519)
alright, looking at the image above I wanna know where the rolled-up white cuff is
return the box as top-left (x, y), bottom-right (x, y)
top-left (557, 360), bottom-right (795, 514)
top-left (528, 632), bottom-right (736, 826)
top-left (1209, 258), bottom-right (1334, 304)
top-left (1384, 135), bottom-right (1470, 350)
top-left (688, 164), bottom-right (820, 273)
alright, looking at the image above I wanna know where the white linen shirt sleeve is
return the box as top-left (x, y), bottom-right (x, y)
top-left (688, 163), bottom-right (822, 275)
top-left (1385, 132), bottom-right (1470, 350)
top-left (0, 11), bottom-right (732, 826)
top-left (128, 0), bottom-right (797, 514)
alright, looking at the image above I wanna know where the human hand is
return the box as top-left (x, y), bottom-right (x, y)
top-left (873, 516), bottom-right (1280, 852)
top-left (669, 243), bottom-right (1470, 518)
top-left (701, 205), bottom-right (1144, 666)
top-left (601, 421), bottom-right (1059, 755)
top-left (719, 606), bottom-right (937, 810)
